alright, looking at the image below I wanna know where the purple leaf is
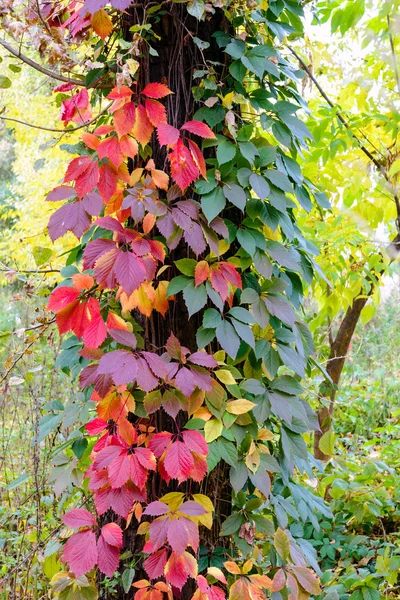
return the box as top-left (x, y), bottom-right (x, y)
top-left (46, 185), bottom-right (77, 202)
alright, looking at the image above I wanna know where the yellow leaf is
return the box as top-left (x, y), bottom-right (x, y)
top-left (91, 8), bottom-right (113, 39)
top-left (216, 369), bottom-right (237, 385)
top-left (214, 350), bottom-right (226, 362)
top-left (204, 418), bottom-right (223, 442)
top-left (188, 389), bottom-right (205, 416)
top-left (207, 567), bottom-right (227, 584)
top-left (226, 399), bottom-right (256, 415)
top-left (242, 560), bottom-right (253, 574)
top-left (159, 492), bottom-right (184, 512)
top-left (192, 493), bottom-right (214, 513)
top-left (258, 428), bottom-right (274, 441)
top-left (137, 521), bottom-right (150, 535)
top-left (193, 406), bottom-right (212, 421)
top-left (274, 528), bottom-right (290, 561)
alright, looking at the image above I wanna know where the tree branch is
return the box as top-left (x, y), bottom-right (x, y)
top-left (287, 44), bottom-right (389, 180)
top-left (0, 38), bottom-right (85, 87)
top-left (0, 102), bottom-right (113, 133)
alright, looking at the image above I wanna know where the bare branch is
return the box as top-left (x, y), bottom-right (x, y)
top-left (0, 101), bottom-right (113, 133)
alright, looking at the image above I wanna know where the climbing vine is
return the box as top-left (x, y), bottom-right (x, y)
top-left (1, 0), bottom-right (332, 598)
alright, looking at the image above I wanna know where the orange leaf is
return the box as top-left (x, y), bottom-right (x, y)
top-left (120, 135), bottom-right (139, 159)
top-left (143, 213), bottom-right (156, 234)
top-left (91, 8), bottom-right (113, 39)
top-left (81, 132), bottom-right (100, 150)
top-left (151, 169), bottom-right (169, 191)
top-left (194, 260), bottom-right (210, 287)
top-left (224, 561), bottom-right (241, 575)
top-left (153, 281), bottom-right (169, 316)
top-left (132, 104), bottom-right (154, 146)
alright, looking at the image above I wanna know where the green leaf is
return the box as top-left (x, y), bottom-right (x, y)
top-left (196, 326), bottom-right (216, 348)
top-left (224, 39), bottom-right (246, 59)
top-left (229, 60), bottom-right (247, 82)
top-left (183, 282), bottom-right (207, 317)
top-left (0, 75), bottom-right (12, 88)
top-left (32, 246), bottom-right (53, 267)
top-left (249, 173), bottom-right (270, 200)
top-left (237, 229), bottom-right (256, 256)
top-left (6, 473), bottom-right (30, 491)
top-left (204, 418), bottom-right (223, 443)
top-left (216, 320), bottom-right (240, 358)
top-left (166, 275), bottom-right (191, 297)
top-left (121, 568), bottom-right (136, 593)
top-left (217, 140), bottom-right (236, 165)
top-left (318, 430), bottom-right (336, 456)
top-left (227, 307), bottom-right (254, 324)
top-left (241, 55), bottom-right (265, 79)
top-left (216, 438), bottom-right (238, 466)
top-left (220, 513), bottom-right (245, 536)
top-left (223, 183), bottom-right (246, 211)
top-left (175, 258), bottom-right (197, 276)
top-left (187, 0), bottom-right (205, 19)
top-left (201, 186), bottom-right (226, 222)
top-left (72, 437), bottom-right (88, 459)
top-left (203, 308), bottom-right (222, 329)
top-left (239, 141), bottom-right (259, 164)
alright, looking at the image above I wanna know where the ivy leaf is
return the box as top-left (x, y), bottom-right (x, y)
top-left (201, 187), bottom-right (226, 222)
top-left (183, 282), bottom-right (207, 317)
top-left (223, 184), bottom-right (246, 211)
top-left (217, 140), bottom-right (236, 165)
top-left (250, 173), bottom-right (270, 200)
top-left (220, 513), bottom-right (245, 536)
top-left (216, 320), bottom-right (240, 358)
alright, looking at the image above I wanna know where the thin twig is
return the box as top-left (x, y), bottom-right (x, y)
top-left (0, 102), bottom-right (112, 133)
top-left (287, 44), bottom-right (389, 180)
top-left (387, 15), bottom-right (400, 100)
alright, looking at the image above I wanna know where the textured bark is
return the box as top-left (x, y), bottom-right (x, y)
top-left (98, 6), bottom-right (233, 599)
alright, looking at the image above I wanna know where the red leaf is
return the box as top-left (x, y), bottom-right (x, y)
top-left (98, 163), bottom-right (118, 201)
top-left (114, 101), bottom-right (136, 137)
top-left (97, 534), bottom-right (120, 577)
top-left (132, 104), bottom-right (154, 146)
top-left (86, 418), bottom-right (107, 435)
top-left (101, 523), bottom-right (123, 547)
top-left (62, 508), bottom-right (96, 529)
top-left (145, 99), bottom-right (167, 127)
top-left (164, 551), bottom-right (197, 590)
top-left (141, 83), bottom-right (173, 99)
top-left (83, 313), bottom-right (107, 348)
top-left (62, 530), bottom-right (98, 577)
top-left (64, 156), bottom-right (92, 183)
top-left (148, 431), bottom-right (172, 458)
top-left (144, 548), bottom-right (168, 580)
top-left (157, 123), bottom-right (180, 147)
top-left (164, 440), bottom-right (194, 481)
top-left (182, 430), bottom-right (208, 455)
top-left (210, 268), bottom-right (228, 301)
top-left (47, 286), bottom-right (79, 313)
top-left (82, 131), bottom-right (100, 150)
top-left (219, 262), bottom-right (242, 289)
top-left (187, 138), bottom-right (207, 179)
top-left (191, 452), bottom-right (208, 482)
top-left (97, 137), bottom-right (124, 167)
top-left (169, 139), bottom-right (200, 191)
top-left (181, 120), bottom-right (216, 139)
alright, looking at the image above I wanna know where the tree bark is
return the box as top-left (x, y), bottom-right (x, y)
top-left (100, 6), bottom-right (233, 598)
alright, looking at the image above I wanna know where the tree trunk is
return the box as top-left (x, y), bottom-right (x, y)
top-left (102, 6), bottom-right (233, 598)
